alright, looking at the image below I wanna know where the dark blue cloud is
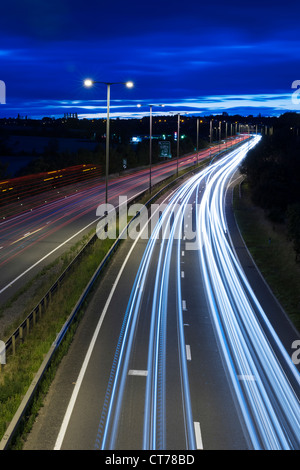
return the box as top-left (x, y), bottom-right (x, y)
top-left (0, 0), bottom-right (299, 118)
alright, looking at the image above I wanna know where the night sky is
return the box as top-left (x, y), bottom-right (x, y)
top-left (0, 0), bottom-right (299, 119)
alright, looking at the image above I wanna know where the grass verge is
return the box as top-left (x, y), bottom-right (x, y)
top-left (233, 180), bottom-right (300, 332)
top-left (0, 232), bottom-right (118, 448)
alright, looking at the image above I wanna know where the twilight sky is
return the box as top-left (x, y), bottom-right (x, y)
top-left (0, 0), bottom-right (299, 119)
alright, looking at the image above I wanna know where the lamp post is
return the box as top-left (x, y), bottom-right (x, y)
top-left (84, 79), bottom-right (134, 203)
top-left (209, 119), bottom-right (213, 158)
top-left (169, 111), bottom-right (185, 177)
top-left (177, 113), bottom-right (180, 177)
top-left (137, 103), bottom-right (164, 193)
top-left (196, 118), bottom-right (199, 165)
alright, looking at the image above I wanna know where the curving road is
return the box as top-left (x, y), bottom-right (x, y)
top-left (30, 135), bottom-right (299, 451)
top-left (0, 138), bottom-right (245, 307)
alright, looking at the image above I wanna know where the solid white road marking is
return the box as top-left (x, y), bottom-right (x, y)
top-left (0, 218), bottom-right (100, 293)
top-left (182, 300), bottom-right (187, 311)
top-left (186, 345), bottom-right (191, 361)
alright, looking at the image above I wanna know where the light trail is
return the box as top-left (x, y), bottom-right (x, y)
top-left (143, 180), bottom-right (197, 450)
top-left (95, 139), bottom-right (240, 449)
top-left (96, 166), bottom-right (202, 450)
top-left (57, 134), bottom-right (299, 450)
top-left (96, 135), bottom-right (300, 450)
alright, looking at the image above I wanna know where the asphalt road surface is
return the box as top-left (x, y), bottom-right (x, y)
top-left (0, 138), bottom-right (245, 307)
top-left (23, 137), bottom-right (300, 450)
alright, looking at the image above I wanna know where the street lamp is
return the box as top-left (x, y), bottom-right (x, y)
top-left (170, 112), bottom-right (182, 177)
top-left (209, 119), bottom-right (213, 158)
top-left (196, 119), bottom-right (203, 165)
top-left (84, 79), bottom-right (134, 203)
top-left (196, 118), bottom-right (199, 166)
top-left (137, 103), bottom-right (164, 193)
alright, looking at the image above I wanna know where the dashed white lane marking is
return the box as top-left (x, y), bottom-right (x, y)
top-left (128, 370), bottom-right (148, 376)
top-left (182, 300), bottom-right (187, 311)
top-left (194, 421), bottom-right (203, 449)
top-left (186, 345), bottom-right (191, 361)
top-left (237, 374), bottom-right (256, 381)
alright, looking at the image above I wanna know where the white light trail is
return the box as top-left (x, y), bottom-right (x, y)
top-left (197, 135), bottom-right (300, 449)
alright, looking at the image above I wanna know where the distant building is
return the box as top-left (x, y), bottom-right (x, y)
top-left (64, 113), bottom-right (78, 119)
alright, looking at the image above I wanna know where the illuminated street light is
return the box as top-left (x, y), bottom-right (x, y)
top-left (137, 103), bottom-right (164, 193)
top-left (196, 118), bottom-right (203, 165)
top-left (83, 79), bottom-right (134, 203)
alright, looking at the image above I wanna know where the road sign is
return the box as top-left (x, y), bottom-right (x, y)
top-left (159, 141), bottom-right (171, 158)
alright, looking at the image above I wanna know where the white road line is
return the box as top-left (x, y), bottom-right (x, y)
top-left (181, 271), bottom-right (185, 278)
top-left (182, 300), bottom-right (187, 311)
top-left (0, 216), bottom-right (101, 294)
top-left (237, 375), bottom-right (256, 381)
top-left (54, 222), bottom-right (143, 450)
top-left (186, 344), bottom-right (191, 361)
top-left (194, 422), bottom-right (203, 449)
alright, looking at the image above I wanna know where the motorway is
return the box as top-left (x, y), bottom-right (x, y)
top-left (0, 138), bottom-right (244, 308)
top-left (23, 136), bottom-right (300, 450)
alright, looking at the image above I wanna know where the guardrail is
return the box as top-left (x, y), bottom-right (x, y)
top-left (0, 137), bottom-right (250, 449)
top-left (3, 145), bottom-right (232, 359)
